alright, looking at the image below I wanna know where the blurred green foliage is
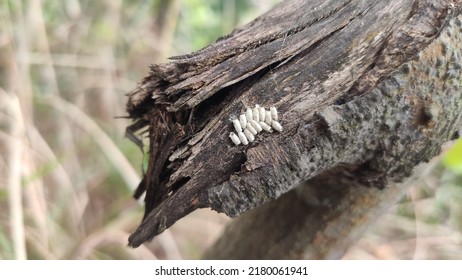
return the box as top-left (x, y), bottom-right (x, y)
top-left (444, 138), bottom-right (462, 174)
top-left (175, 0), bottom-right (256, 52)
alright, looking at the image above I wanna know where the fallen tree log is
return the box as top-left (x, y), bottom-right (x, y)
top-left (125, 0), bottom-right (462, 259)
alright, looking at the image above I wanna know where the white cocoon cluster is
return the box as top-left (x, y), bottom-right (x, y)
top-left (229, 104), bottom-right (283, 145)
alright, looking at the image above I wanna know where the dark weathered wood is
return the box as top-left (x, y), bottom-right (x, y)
top-left (125, 0), bottom-right (462, 250)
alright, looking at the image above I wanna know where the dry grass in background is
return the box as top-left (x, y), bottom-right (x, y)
top-left (0, 0), bottom-right (461, 260)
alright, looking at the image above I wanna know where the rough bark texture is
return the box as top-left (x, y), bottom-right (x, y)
top-left (125, 0), bottom-right (462, 253)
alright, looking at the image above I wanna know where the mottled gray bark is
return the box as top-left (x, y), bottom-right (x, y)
top-left (125, 0), bottom-right (462, 258)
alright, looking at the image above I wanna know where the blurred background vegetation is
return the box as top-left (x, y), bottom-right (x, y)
top-left (0, 0), bottom-right (461, 260)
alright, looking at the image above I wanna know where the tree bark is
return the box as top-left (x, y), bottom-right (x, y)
top-left (125, 0), bottom-right (462, 258)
